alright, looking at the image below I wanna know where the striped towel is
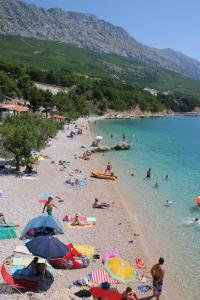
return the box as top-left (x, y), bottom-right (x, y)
top-left (92, 270), bottom-right (118, 284)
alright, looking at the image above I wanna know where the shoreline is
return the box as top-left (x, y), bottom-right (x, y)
top-left (89, 118), bottom-right (170, 300)
top-left (90, 117), bottom-right (187, 300)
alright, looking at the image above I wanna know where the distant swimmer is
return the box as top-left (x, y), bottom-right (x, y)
top-left (165, 175), bottom-right (169, 180)
top-left (131, 173), bottom-right (135, 177)
top-left (122, 133), bottom-right (126, 141)
top-left (110, 134), bottom-right (113, 138)
top-left (164, 200), bottom-right (172, 207)
top-left (192, 217), bottom-right (199, 224)
top-left (153, 182), bottom-right (159, 188)
top-left (146, 168), bottom-right (151, 179)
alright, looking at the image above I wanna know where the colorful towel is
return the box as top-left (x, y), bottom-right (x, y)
top-left (91, 270), bottom-right (118, 284)
top-left (13, 257), bottom-right (50, 267)
top-left (68, 216), bottom-right (87, 223)
top-left (74, 245), bottom-right (95, 259)
top-left (38, 199), bottom-right (55, 204)
top-left (64, 216), bottom-right (96, 224)
top-left (68, 224), bottom-right (93, 228)
top-left (0, 223), bottom-right (17, 240)
top-left (14, 245), bottom-right (31, 255)
top-left (137, 285), bottom-right (152, 293)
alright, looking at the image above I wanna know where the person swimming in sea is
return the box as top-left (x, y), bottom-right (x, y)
top-left (192, 217), bottom-right (199, 224)
top-left (153, 182), bottom-right (159, 188)
top-left (164, 200), bottom-right (172, 207)
top-left (165, 175), bottom-right (169, 180)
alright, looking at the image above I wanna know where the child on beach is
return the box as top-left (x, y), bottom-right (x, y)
top-left (42, 197), bottom-right (57, 215)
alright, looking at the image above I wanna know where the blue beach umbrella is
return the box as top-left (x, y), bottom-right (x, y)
top-left (21, 215), bottom-right (64, 238)
top-left (26, 236), bottom-right (68, 259)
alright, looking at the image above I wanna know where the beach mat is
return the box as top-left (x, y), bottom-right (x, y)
top-left (74, 245), bottom-right (95, 259)
top-left (68, 224), bottom-right (93, 228)
top-left (22, 176), bottom-right (37, 180)
top-left (13, 257), bottom-right (50, 267)
top-left (64, 216), bottom-right (96, 224)
top-left (38, 199), bottom-right (55, 204)
top-left (14, 245), bottom-right (31, 255)
top-left (0, 224), bottom-right (17, 240)
top-left (91, 270), bottom-right (118, 284)
top-left (90, 287), bottom-right (122, 300)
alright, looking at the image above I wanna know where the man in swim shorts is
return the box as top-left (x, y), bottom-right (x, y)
top-left (151, 257), bottom-right (165, 299)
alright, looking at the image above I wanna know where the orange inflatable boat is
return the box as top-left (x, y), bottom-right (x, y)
top-left (91, 172), bottom-right (117, 180)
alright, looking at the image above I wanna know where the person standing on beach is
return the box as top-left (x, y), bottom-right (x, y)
top-left (151, 257), bottom-right (165, 300)
top-left (42, 197), bottom-right (57, 216)
top-left (105, 162), bottom-right (112, 175)
top-left (146, 168), bottom-right (151, 178)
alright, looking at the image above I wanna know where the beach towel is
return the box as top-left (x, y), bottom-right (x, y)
top-left (22, 176), bottom-right (37, 180)
top-left (13, 257), bottom-right (50, 267)
top-left (64, 216), bottom-right (96, 224)
top-left (68, 216), bottom-right (87, 223)
top-left (137, 285), bottom-right (152, 293)
top-left (68, 224), bottom-right (93, 228)
top-left (74, 245), bottom-right (95, 259)
top-left (0, 224), bottom-right (17, 240)
top-left (12, 265), bottom-right (53, 276)
top-left (91, 270), bottom-right (118, 284)
top-left (14, 245), bottom-right (31, 255)
top-left (38, 199), bottom-right (55, 204)
top-left (90, 287), bottom-right (121, 300)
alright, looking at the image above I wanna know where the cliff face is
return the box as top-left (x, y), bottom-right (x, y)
top-left (1, 0), bottom-right (200, 79)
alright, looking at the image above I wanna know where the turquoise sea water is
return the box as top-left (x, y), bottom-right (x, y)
top-left (94, 117), bottom-right (200, 299)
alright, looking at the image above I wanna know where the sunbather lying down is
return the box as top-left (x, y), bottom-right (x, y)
top-left (92, 198), bottom-right (110, 209)
top-left (0, 212), bottom-right (19, 227)
top-left (70, 213), bottom-right (91, 226)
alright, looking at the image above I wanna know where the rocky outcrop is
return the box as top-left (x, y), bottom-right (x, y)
top-left (91, 142), bottom-right (130, 153)
top-left (1, 0), bottom-right (200, 79)
top-left (113, 142), bottom-right (130, 150)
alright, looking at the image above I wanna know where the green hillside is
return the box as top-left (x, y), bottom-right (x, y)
top-left (1, 35), bottom-right (200, 97)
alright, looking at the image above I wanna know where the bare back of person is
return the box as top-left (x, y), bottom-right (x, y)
top-left (151, 259), bottom-right (165, 300)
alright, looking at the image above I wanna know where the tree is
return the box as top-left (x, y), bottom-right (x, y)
top-left (0, 114), bottom-right (61, 171)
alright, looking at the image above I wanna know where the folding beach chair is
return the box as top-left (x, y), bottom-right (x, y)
top-left (1, 264), bottom-right (38, 293)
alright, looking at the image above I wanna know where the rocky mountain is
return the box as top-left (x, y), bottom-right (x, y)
top-left (1, 0), bottom-right (200, 80)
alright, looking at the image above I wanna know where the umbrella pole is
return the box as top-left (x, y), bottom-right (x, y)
top-left (43, 259), bottom-right (46, 280)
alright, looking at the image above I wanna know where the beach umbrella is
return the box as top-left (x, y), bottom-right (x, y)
top-left (95, 135), bottom-right (103, 140)
top-left (39, 193), bottom-right (54, 199)
top-left (104, 257), bottom-right (136, 284)
top-left (26, 236), bottom-right (68, 259)
top-left (21, 215), bottom-right (64, 238)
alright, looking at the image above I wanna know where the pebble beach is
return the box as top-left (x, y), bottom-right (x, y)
top-left (0, 117), bottom-right (167, 300)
